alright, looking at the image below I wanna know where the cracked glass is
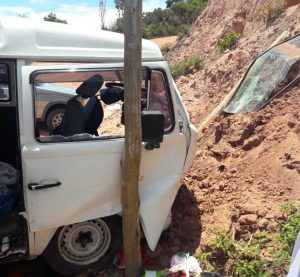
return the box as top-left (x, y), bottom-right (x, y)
top-left (225, 34), bottom-right (300, 113)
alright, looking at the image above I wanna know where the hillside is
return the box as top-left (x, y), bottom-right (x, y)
top-left (154, 0), bottom-right (300, 275)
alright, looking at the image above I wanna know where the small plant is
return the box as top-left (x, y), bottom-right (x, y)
top-left (209, 228), bottom-right (235, 258)
top-left (178, 24), bottom-right (190, 39)
top-left (217, 31), bottom-right (241, 52)
top-left (160, 42), bottom-right (173, 53)
top-left (197, 228), bottom-right (269, 276)
top-left (170, 55), bottom-right (204, 78)
top-left (197, 203), bottom-right (300, 276)
top-left (258, 1), bottom-right (285, 27)
top-left (272, 203), bottom-right (300, 273)
top-left (197, 251), bottom-right (215, 272)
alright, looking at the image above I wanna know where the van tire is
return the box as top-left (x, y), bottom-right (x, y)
top-left (46, 108), bottom-right (65, 131)
top-left (43, 216), bottom-right (122, 276)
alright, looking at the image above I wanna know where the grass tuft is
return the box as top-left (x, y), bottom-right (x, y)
top-left (257, 1), bottom-right (285, 26)
top-left (217, 31), bottom-right (241, 52)
top-left (170, 55), bottom-right (204, 78)
top-left (197, 203), bottom-right (300, 276)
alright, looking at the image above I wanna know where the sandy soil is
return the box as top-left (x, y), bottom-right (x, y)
top-left (151, 36), bottom-right (178, 48)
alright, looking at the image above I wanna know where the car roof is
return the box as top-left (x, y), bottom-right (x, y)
top-left (0, 18), bottom-right (163, 63)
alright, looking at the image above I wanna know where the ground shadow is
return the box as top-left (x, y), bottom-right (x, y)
top-left (0, 256), bottom-right (61, 277)
top-left (0, 185), bottom-right (201, 275)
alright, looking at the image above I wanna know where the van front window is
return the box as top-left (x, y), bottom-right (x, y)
top-left (149, 70), bottom-right (172, 131)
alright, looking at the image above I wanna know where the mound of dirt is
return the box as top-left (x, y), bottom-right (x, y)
top-left (154, 0), bottom-right (300, 273)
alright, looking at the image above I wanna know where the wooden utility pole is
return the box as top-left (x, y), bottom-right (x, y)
top-left (122, 0), bottom-right (142, 276)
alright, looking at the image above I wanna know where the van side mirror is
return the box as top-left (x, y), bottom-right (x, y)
top-left (142, 111), bottom-right (164, 150)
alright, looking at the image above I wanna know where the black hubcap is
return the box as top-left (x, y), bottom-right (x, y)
top-left (75, 231), bottom-right (93, 248)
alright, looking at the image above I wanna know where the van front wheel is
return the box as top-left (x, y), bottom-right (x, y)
top-left (43, 216), bottom-right (122, 275)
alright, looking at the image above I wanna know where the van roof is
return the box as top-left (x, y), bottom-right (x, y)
top-left (0, 18), bottom-right (163, 62)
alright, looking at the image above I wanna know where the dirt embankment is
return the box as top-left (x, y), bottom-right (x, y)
top-left (154, 0), bottom-right (300, 272)
top-left (151, 36), bottom-right (178, 48)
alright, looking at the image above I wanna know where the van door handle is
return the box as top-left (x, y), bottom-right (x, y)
top-left (28, 181), bottom-right (61, 190)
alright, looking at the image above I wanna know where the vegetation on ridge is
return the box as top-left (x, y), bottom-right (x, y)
top-left (170, 55), bottom-right (204, 78)
top-left (109, 0), bottom-right (208, 39)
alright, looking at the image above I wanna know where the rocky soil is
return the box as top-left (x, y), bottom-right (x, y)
top-left (151, 0), bottom-right (300, 274)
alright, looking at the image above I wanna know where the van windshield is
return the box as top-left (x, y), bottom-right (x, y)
top-left (225, 34), bottom-right (300, 113)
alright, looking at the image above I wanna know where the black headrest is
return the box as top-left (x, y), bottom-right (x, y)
top-left (76, 75), bottom-right (104, 99)
top-left (100, 86), bottom-right (124, 105)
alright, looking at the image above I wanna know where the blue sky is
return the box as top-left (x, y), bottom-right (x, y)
top-left (0, 0), bottom-right (166, 28)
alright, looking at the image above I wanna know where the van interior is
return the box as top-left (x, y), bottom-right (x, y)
top-left (0, 61), bottom-right (27, 262)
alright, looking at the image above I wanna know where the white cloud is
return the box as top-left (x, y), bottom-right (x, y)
top-left (104, 8), bottom-right (119, 27)
top-left (0, 1), bottom-right (166, 30)
top-left (30, 0), bottom-right (48, 4)
top-left (54, 4), bottom-right (118, 29)
top-left (0, 6), bottom-right (34, 16)
top-left (0, 4), bottom-right (112, 29)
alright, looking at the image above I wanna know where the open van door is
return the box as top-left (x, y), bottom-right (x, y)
top-left (19, 63), bottom-right (189, 253)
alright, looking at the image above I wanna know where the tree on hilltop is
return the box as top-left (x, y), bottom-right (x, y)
top-left (114, 0), bottom-right (125, 19)
top-left (43, 13), bottom-right (68, 24)
top-left (99, 0), bottom-right (107, 29)
top-left (166, 0), bottom-right (181, 8)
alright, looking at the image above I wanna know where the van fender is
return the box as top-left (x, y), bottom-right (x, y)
top-left (33, 228), bottom-right (58, 256)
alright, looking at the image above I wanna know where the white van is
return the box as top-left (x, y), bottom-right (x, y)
top-left (0, 19), bottom-right (197, 275)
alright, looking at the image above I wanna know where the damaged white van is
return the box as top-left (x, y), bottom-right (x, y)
top-left (0, 19), bottom-right (197, 275)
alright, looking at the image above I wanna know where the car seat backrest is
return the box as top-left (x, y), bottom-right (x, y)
top-left (51, 74), bottom-right (104, 137)
top-left (84, 96), bottom-right (104, 136)
top-left (51, 97), bottom-right (85, 137)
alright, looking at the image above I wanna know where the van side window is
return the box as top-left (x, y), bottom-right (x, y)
top-left (0, 64), bottom-right (10, 102)
top-left (32, 68), bottom-right (173, 142)
top-left (149, 71), bottom-right (172, 131)
top-left (32, 69), bottom-right (145, 142)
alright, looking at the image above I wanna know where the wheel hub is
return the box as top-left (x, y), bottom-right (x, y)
top-left (75, 231), bottom-right (93, 248)
top-left (52, 113), bottom-right (63, 128)
top-left (58, 219), bottom-right (111, 265)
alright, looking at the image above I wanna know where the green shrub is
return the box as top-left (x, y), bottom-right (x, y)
top-left (197, 203), bottom-right (300, 276)
top-left (272, 203), bottom-right (300, 273)
top-left (258, 1), bottom-right (285, 26)
top-left (217, 31), bottom-right (241, 52)
top-left (205, 229), bottom-right (269, 276)
top-left (160, 42), bottom-right (173, 53)
top-left (170, 55), bottom-right (204, 78)
top-left (178, 24), bottom-right (190, 39)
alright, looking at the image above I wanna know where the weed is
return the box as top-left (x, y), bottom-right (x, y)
top-left (209, 228), bottom-right (235, 259)
top-left (272, 203), bottom-right (300, 273)
top-left (257, 1), bottom-right (285, 27)
top-left (233, 259), bottom-right (268, 277)
top-left (197, 251), bottom-right (215, 272)
top-left (170, 55), bottom-right (204, 78)
top-left (217, 31), bottom-right (241, 52)
top-left (198, 228), bottom-right (269, 276)
top-left (160, 42), bottom-right (173, 53)
top-left (197, 203), bottom-right (300, 276)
